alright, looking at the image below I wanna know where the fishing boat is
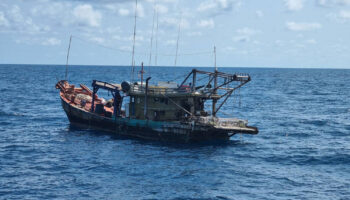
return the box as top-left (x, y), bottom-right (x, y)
top-left (55, 67), bottom-right (258, 142)
top-left (56, 0), bottom-right (258, 142)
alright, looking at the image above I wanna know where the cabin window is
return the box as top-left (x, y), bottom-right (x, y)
top-left (137, 97), bottom-right (140, 104)
top-left (131, 97), bottom-right (135, 103)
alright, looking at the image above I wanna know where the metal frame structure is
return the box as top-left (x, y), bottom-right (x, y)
top-left (178, 69), bottom-right (251, 116)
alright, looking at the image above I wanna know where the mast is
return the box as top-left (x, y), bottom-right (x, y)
top-left (65, 35), bottom-right (72, 80)
top-left (154, 9), bottom-right (159, 66)
top-left (140, 62), bottom-right (144, 87)
top-left (131, 0), bottom-right (138, 82)
top-left (148, 0), bottom-right (157, 70)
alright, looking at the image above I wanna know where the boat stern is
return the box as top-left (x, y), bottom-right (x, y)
top-left (197, 116), bottom-right (259, 136)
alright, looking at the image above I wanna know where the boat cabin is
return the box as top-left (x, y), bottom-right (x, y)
top-left (88, 69), bottom-right (251, 122)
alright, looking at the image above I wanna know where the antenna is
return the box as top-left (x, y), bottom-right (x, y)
top-left (131, 0), bottom-right (138, 82)
top-left (174, 13), bottom-right (182, 67)
top-left (65, 35), bottom-right (72, 81)
top-left (214, 45), bottom-right (217, 71)
top-left (154, 9), bottom-right (159, 66)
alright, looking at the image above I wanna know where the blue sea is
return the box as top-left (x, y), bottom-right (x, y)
top-left (0, 64), bottom-right (349, 199)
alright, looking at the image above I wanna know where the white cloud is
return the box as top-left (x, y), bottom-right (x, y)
top-left (318, 0), bottom-right (328, 6)
top-left (317, 0), bottom-right (350, 6)
top-left (327, 10), bottom-right (350, 23)
top-left (3, 5), bottom-right (49, 34)
top-left (15, 36), bottom-right (60, 46)
top-left (106, 27), bottom-right (121, 34)
top-left (187, 31), bottom-right (203, 37)
top-left (90, 37), bottom-right (105, 45)
top-left (161, 17), bottom-right (189, 29)
top-left (197, 19), bottom-right (215, 28)
top-left (9, 5), bottom-right (23, 22)
top-left (165, 39), bottom-right (176, 45)
top-left (30, 2), bottom-right (74, 28)
top-left (337, 0), bottom-right (350, 5)
top-left (146, 0), bottom-right (177, 3)
top-left (42, 37), bottom-right (61, 46)
top-left (73, 4), bottom-right (102, 27)
top-left (155, 4), bottom-right (168, 14)
top-left (233, 35), bottom-right (250, 42)
top-left (224, 46), bottom-right (236, 52)
top-left (120, 46), bottom-right (132, 51)
top-left (286, 22), bottom-right (322, 31)
top-left (113, 35), bottom-right (144, 42)
top-left (104, 4), bottom-right (118, 13)
top-left (256, 10), bottom-right (264, 18)
top-left (275, 40), bottom-right (284, 46)
top-left (295, 43), bottom-right (306, 48)
top-left (161, 17), bottom-right (177, 26)
top-left (135, 3), bottom-right (145, 18)
top-left (0, 12), bottom-right (9, 27)
top-left (197, 0), bottom-right (241, 15)
top-left (198, 1), bottom-right (216, 11)
top-left (306, 39), bottom-right (317, 44)
top-left (339, 10), bottom-right (350, 19)
top-left (118, 8), bottom-right (130, 16)
top-left (233, 27), bottom-right (260, 42)
top-left (284, 0), bottom-right (304, 11)
top-left (236, 27), bottom-right (259, 35)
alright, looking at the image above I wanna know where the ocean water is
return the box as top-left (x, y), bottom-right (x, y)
top-left (0, 64), bottom-right (349, 200)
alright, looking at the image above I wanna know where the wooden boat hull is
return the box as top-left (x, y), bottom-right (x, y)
top-left (61, 97), bottom-right (235, 143)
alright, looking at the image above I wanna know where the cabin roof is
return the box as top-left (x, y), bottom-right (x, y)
top-left (127, 84), bottom-right (220, 99)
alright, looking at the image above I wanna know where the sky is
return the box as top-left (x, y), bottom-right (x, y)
top-left (0, 0), bottom-right (350, 68)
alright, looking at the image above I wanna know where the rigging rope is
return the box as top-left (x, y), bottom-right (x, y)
top-left (72, 35), bottom-right (212, 58)
top-left (169, 72), bottom-right (189, 82)
top-left (65, 35), bottom-right (72, 80)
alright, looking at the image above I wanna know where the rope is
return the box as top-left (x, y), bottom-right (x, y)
top-left (169, 72), bottom-right (189, 82)
top-left (72, 35), bottom-right (212, 57)
top-left (73, 36), bottom-right (133, 54)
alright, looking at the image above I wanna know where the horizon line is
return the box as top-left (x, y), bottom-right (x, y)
top-left (0, 63), bottom-right (349, 70)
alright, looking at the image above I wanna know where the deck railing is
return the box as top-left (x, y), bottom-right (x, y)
top-left (130, 85), bottom-right (191, 95)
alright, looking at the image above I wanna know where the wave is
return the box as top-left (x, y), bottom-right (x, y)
top-left (263, 153), bottom-right (350, 166)
top-left (0, 110), bottom-right (27, 117)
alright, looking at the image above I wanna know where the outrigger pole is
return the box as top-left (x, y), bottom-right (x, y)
top-left (177, 69), bottom-right (251, 117)
top-left (65, 35), bottom-right (72, 80)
